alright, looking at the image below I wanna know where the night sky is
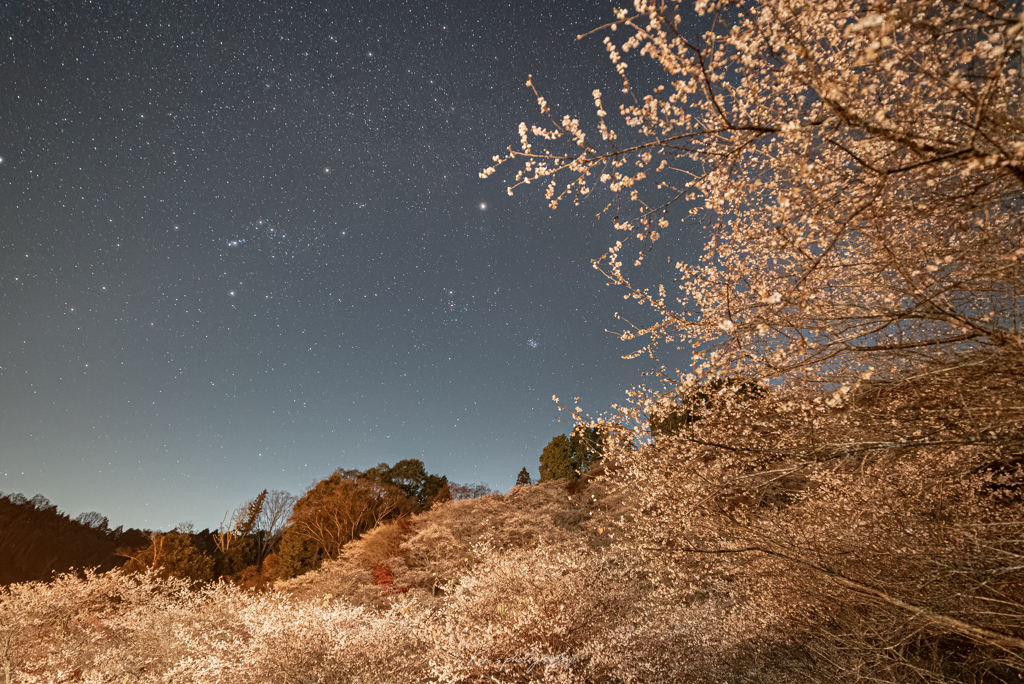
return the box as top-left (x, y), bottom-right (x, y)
top-left (0, 0), bottom-right (684, 531)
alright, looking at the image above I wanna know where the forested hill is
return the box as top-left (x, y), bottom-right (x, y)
top-left (0, 493), bottom-right (149, 585)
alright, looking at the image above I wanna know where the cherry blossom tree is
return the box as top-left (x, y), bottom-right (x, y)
top-left (489, 0), bottom-right (1022, 393)
top-left (490, 0), bottom-right (1024, 677)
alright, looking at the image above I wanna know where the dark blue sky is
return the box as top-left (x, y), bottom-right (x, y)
top-left (0, 0), bottom-right (696, 530)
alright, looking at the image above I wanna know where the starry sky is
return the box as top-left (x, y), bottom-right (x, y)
top-left (0, 0), bottom-right (696, 531)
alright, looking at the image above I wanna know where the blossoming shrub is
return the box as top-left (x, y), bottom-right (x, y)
top-left (1, 570), bottom-right (204, 683)
top-left (1, 478), bottom-right (660, 684)
top-left (0, 551), bottom-right (669, 683)
top-left (3, 469), bottom-right (753, 684)
top-left (7, 471), bottom-right (1002, 682)
top-left (426, 544), bottom-right (639, 682)
top-left (0, 569), bottom-right (432, 683)
top-left (422, 542), bottom-right (800, 683)
top-left (276, 479), bottom-right (629, 607)
top-left (163, 591), bottom-right (432, 684)
top-left (614, 365), bottom-right (1024, 680)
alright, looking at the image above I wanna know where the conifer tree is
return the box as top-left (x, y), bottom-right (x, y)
top-left (539, 435), bottom-right (576, 482)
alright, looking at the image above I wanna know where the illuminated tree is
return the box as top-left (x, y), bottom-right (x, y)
top-left (254, 489), bottom-right (297, 568)
top-left (279, 470), bottom-right (412, 577)
top-left (539, 434), bottom-right (574, 482)
top-left (364, 459), bottom-right (449, 510)
top-left (214, 490), bottom-right (266, 575)
top-left (445, 481), bottom-right (494, 500)
top-left (492, 0), bottom-right (1024, 676)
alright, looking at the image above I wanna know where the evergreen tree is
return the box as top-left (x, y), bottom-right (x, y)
top-left (515, 467), bottom-right (533, 486)
top-left (539, 435), bottom-right (575, 482)
top-left (540, 429), bottom-right (605, 482)
top-left (276, 526), bottom-right (323, 579)
top-left (364, 459), bottom-right (448, 510)
top-left (119, 530), bottom-right (214, 583)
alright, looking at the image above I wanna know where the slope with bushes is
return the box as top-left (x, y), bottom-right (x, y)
top-left (277, 469), bottom-right (629, 606)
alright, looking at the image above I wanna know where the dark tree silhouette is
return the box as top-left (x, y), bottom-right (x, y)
top-left (515, 467), bottom-right (533, 486)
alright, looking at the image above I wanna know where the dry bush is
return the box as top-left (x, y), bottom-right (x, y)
top-left (1, 569), bottom-right (432, 683)
top-left (358, 516), bottom-right (415, 566)
top-left (162, 590), bottom-right (432, 684)
top-left (12, 469), bottom-right (1001, 683)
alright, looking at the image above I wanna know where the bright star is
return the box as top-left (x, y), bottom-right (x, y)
top-left (479, 202), bottom-right (487, 211)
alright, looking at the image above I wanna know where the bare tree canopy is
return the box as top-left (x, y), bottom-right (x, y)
top-left (254, 489), bottom-right (296, 566)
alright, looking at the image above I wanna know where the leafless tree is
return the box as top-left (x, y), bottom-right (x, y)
top-left (73, 511), bottom-right (109, 533)
top-left (214, 490), bottom-right (266, 556)
top-left (253, 489), bottom-right (296, 566)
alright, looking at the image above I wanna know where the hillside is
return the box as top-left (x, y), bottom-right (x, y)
top-left (277, 469), bottom-right (629, 606)
top-left (4, 472), bottom-right (711, 684)
top-left (3, 439), bottom-right (1022, 683)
